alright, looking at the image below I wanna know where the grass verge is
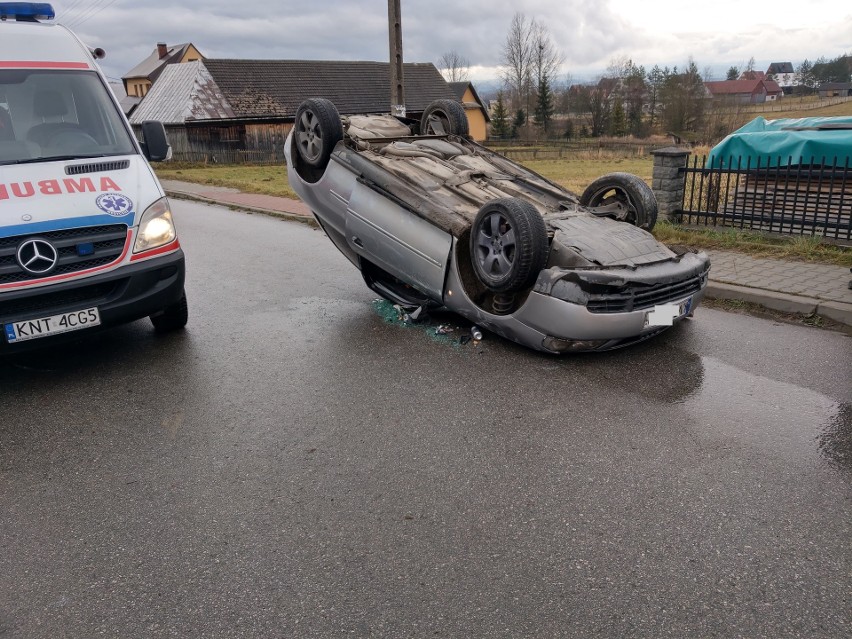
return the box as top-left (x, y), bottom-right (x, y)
top-left (155, 164), bottom-right (297, 199)
top-left (653, 221), bottom-right (852, 266)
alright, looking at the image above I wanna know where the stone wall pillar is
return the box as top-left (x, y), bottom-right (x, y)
top-left (651, 147), bottom-right (691, 222)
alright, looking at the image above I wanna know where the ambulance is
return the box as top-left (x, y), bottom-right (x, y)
top-left (0, 3), bottom-right (186, 351)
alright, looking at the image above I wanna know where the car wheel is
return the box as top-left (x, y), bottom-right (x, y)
top-left (420, 99), bottom-right (469, 136)
top-left (294, 98), bottom-right (344, 170)
top-left (150, 291), bottom-right (188, 332)
top-left (470, 198), bottom-right (548, 294)
top-left (579, 172), bottom-right (658, 231)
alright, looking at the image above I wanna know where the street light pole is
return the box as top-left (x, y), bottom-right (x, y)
top-left (388, 0), bottom-right (405, 117)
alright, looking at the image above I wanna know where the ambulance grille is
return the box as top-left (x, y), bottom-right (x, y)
top-left (65, 160), bottom-right (130, 175)
top-left (0, 225), bottom-right (128, 285)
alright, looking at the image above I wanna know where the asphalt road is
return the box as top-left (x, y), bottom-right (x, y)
top-left (1, 200), bottom-right (850, 638)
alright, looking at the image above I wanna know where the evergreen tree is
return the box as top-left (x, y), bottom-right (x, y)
top-left (609, 100), bottom-right (627, 136)
top-left (624, 62), bottom-right (647, 135)
top-left (512, 109), bottom-right (526, 138)
top-left (646, 65), bottom-right (667, 132)
top-left (533, 72), bottom-right (555, 132)
top-left (796, 59), bottom-right (815, 94)
top-left (490, 91), bottom-right (511, 139)
top-left (660, 60), bottom-right (706, 135)
top-left (726, 66), bottom-right (739, 81)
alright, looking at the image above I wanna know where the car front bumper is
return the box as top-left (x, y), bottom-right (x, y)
top-left (0, 250), bottom-right (185, 352)
top-left (444, 248), bottom-right (710, 353)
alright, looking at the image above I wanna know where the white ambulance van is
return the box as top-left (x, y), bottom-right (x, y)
top-left (0, 3), bottom-right (187, 352)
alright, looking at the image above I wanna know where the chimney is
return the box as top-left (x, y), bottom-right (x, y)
top-left (157, 43), bottom-right (168, 59)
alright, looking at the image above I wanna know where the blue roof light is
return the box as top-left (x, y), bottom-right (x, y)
top-left (0, 3), bottom-right (55, 21)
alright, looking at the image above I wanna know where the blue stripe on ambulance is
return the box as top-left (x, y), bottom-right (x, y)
top-left (0, 212), bottom-right (134, 238)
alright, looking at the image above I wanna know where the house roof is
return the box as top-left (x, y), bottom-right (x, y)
top-left (739, 70), bottom-right (766, 81)
top-left (763, 80), bottom-right (783, 94)
top-left (819, 82), bottom-right (852, 90)
top-left (202, 59), bottom-right (457, 119)
top-left (448, 81), bottom-right (491, 122)
top-left (107, 79), bottom-right (141, 115)
top-left (129, 60), bottom-right (235, 125)
top-left (122, 43), bottom-right (197, 83)
top-left (767, 62), bottom-right (795, 74)
top-left (706, 79), bottom-right (766, 95)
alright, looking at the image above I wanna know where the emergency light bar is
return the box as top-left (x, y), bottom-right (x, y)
top-left (0, 3), bottom-right (55, 21)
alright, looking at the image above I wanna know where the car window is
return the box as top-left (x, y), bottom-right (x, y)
top-left (0, 69), bottom-right (136, 164)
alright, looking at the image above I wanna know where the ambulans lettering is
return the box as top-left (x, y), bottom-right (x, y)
top-left (0, 176), bottom-right (122, 200)
top-left (11, 182), bottom-right (34, 198)
top-left (63, 177), bottom-right (95, 193)
top-left (38, 180), bottom-right (62, 195)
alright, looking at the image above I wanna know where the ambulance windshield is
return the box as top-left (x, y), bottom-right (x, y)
top-left (0, 69), bottom-right (137, 165)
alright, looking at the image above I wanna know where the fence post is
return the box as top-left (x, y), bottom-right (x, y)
top-left (651, 147), bottom-right (691, 222)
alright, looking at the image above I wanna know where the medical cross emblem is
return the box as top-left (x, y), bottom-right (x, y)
top-left (96, 192), bottom-right (132, 217)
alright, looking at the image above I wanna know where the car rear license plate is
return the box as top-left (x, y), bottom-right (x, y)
top-left (644, 296), bottom-right (692, 328)
top-left (4, 307), bottom-right (101, 343)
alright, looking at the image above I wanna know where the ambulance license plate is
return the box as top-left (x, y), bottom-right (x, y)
top-left (5, 308), bottom-right (101, 343)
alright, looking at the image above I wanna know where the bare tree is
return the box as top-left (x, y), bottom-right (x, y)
top-left (606, 55), bottom-right (633, 80)
top-left (531, 20), bottom-right (563, 86)
top-left (501, 13), bottom-right (563, 124)
top-left (438, 50), bottom-right (470, 83)
top-left (500, 12), bottom-right (535, 118)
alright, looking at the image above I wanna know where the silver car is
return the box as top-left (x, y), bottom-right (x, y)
top-left (285, 98), bottom-right (710, 354)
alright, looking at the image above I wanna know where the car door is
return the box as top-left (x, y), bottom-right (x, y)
top-left (345, 181), bottom-right (452, 302)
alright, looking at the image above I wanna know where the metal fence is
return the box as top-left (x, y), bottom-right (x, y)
top-left (679, 155), bottom-right (852, 242)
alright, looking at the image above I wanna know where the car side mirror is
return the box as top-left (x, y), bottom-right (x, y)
top-left (140, 121), bottom-right (171, 162)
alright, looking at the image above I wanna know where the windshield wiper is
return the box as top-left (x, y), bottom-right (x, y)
top-left (0, 153), bottom-right (111, 166)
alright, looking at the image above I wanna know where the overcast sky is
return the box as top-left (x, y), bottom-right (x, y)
top-left (54, 0), bottom-right (852, 87)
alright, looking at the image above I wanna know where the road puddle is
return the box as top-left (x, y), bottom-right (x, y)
top-left (673, 356), bottom-right (851, 473)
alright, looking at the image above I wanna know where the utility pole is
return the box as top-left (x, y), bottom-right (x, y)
top-left (388, 0), bottom-right (405, 117)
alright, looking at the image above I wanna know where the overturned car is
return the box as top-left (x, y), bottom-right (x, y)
top-left (285, 98), bottom-right (710, 354)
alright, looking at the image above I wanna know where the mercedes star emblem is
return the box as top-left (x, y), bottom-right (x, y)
top-left (16, 238), bottom-right (59, 275)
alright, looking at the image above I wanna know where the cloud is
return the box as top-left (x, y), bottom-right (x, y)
top-left (52, 0), bottom-right (851, 85)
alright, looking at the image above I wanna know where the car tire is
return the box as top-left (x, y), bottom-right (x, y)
top-left (420, 99), bottom-right (469, 136)
top-left (470, 198), bottom-right (548, 294)
top-left (151, 291), bottom-right (188, 332)
top-left (579, 172), bottom-right (658, 231)
top-left (294, 98), bottom-right (344, 170)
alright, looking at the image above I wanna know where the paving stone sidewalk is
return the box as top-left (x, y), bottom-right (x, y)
top-left (161, 179), bottom-right (852, 327)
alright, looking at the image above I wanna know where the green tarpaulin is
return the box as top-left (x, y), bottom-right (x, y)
top-left (708, 116), bottom-right (852, 168)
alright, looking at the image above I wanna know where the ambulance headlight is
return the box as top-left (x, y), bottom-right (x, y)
top-left (134, 197), bottom-right (176, 253)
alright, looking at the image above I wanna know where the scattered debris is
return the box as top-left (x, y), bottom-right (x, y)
top-left (371, 299), bottom-right (486, 348)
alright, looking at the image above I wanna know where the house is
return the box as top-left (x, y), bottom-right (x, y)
top-left (766, 62), bottom-right (798, 89)
top-left (129, 59), bottom-right (460, 162)
top-left (705, 79), bottom-right (781, 104)
top-left (818, 82), bottom-right (852, 98)
top-left (122, 42), bottom-right (203, 98)
top-left (448, 81), bottom-right (490, 141)
top-left (107, 80), bottom-right (141, 116)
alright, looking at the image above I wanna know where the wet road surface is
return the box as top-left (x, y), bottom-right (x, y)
top-left (1, 200), bottom-right (850, 638)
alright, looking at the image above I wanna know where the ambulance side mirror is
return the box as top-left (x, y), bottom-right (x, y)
top-left (140, 121), bottom-right (171, 162)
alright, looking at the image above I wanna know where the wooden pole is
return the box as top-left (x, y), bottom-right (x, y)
top-left (388, 0), bottom-right (405, 117)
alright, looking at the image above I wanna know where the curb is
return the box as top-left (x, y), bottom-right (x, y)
top-left (165, 189), bottom-right (319, 228)
top-left (705, 281), bottom-right (852, 327)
